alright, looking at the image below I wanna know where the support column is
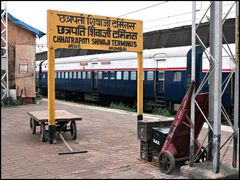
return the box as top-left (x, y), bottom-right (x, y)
top-left (137, 51), bottom-right (143, 121)
top-left (210, 1), bottom-right (222, 173)
top-left (232, 0), bottom-right (239, 168)
top-left (48, 47), bottom-right (56, 144)
top-left (189, 0), bottom-right (196, 167)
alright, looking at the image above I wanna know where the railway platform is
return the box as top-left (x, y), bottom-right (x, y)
top-left (1, 98), bottom-right (239, 179)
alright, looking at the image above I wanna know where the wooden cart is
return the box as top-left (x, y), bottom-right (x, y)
top-left (27, 110), bottom-right (82, 142)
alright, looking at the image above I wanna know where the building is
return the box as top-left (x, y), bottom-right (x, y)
top-left (1, 11), bottom-right (45, 102)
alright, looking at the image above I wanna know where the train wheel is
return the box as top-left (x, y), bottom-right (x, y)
top-left (30, 118), bottom-right (36, 134)
top-left (40, 123), bottom-right (46, 142)
top-left (195, 147), bottom-right (207, 163)
top-left (159, 151), bottom-right (175, 174)
top-left (70, 121), bottom-right (77, 140)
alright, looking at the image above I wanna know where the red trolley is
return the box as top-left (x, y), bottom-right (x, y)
top-left (158, 83), bottom-right (209, 174)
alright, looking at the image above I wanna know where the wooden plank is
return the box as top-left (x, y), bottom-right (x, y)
top-left (7, 20), bottom-right (36, 88)
top-left (15, 45), bottom-right (36, 98)
top-left (27, 110), bottom-right (82, 123)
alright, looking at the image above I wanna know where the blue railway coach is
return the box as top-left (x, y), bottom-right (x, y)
top-left (36, 44), bottom-right (235, 114)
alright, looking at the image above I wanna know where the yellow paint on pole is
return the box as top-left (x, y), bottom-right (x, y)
top-left (137, 51), bottom-right (143, 119)
top-left (47, 10), bottom-right (55, 126)
top-left (47, 47), bottom-right (55, 125)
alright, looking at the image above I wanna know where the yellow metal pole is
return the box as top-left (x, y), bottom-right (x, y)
top-left (137, 51), bottom-right (143, 120)
top-left (48, 47), bottom-right (56, 143)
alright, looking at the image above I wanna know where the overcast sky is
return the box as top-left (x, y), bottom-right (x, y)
top-left (5, 1), bottom-right (236, 52)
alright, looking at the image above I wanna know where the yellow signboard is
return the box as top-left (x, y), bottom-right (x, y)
top-left (47, 10), bottom-right (143, 52)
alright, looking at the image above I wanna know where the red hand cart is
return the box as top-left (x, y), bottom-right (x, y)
top-left (158, 83), bottom-right (208, 174)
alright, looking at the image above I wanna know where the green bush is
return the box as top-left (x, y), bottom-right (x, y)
top-left (153, 108), bottom-right (172, 117)
top-left (110, 102), bottom-right (136, 112)
top-left (2, 97), bottom-right (22, 107)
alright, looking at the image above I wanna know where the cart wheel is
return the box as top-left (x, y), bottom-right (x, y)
top-left (40, 123), bottom-right (46, 142)
top-left (30, 118), bottom-right (36, 134)
top-left (158, 151), bottom-right (175, 174)
top-left (195, 147), bottom-right (207, 163)
top-left (70, 121), bottom-right (77, 140)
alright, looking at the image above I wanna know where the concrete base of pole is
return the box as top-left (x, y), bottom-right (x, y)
top-left (48, 125), bottom-right (56, 144)
top-left (180, 161), bottom-right (239, 179)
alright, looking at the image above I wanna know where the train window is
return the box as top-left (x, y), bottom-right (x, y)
top-left (82, 71), bottom-right (86, 79)
top-left (123, 71), bottom-right (129, 80)
top-left (98, 72), bottom-right (102, 79)
top-left (87, 71), bottom-right (91, 79)
top-left (65, 72), bottom-right (68, 79)
top-left (55, 72), bottom-right (57, 78)
top-left (173, 71), bottom-right (181, 82)
top-left (36, 72), bottom-right (38, 78)
top-left (147, 71), bottom-right (154, 80)
top-left (42, 73), bottom-right (45, 78)
top-left (110, 71), bottom-right (115, 80)
top-left (61, 72), bottom-right (64, 79)
top-left (103, 71), bottom-right (109, 79)
top-left (69, 72), bottom-right (72, 79)
top-left (58, 72), bottom-right (61, 79)
top-left (158, 71), bottom-right (165, 81)
top-left (130, 71), bottom-right (136, 80)
top-left (116, 71), bottom-right (122, 80)
top-left (73, 72), bottom-right (76, 79)
top-left (78, 72), bottom-right (81, 79)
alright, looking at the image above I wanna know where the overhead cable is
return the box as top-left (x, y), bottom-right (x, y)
top-left (145, 2), bottom-right (234, 24)
top-left (117, 1), bottom-right (168, 18)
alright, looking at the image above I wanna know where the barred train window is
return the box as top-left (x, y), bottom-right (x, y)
top-left (147, 71), bottom-right (154, 81)
top-left (173, 71), bottom-right (181, 82)
top-left (116, 71), bottom-right (122, 80)
top-left (103, 71), bottom-right (108, 79)
top-left (158, 71), bottom-right (165, 81)
top-left (98, 72), bottom-right (102, 79)
top-left (130, 71), bottom-right (136, 80)
top-left (110, 71), bottom-right (115, 80)
top-left (87, 71), bottom-right (91, 79)
top-left (123, 71), bottom-right (129, 80)
top-left (82, 71), bottom-right (86, 79)
top-left (78, 72), bottom-right (81, 79)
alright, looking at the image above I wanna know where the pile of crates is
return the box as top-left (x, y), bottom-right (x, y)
top-left (138, 118), bottom-right (173, 164)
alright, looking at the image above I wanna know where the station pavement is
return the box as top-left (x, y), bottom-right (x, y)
top-left (1, 98), bottom-right (239, 179)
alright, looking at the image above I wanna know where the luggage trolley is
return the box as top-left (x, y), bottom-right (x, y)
top-left (158, 83), bottom-right (208, 174)
top-left (27, 110), bottom-right (82, 142)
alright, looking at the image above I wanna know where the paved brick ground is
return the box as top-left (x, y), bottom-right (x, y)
top-left (1, 98), bottom-right (238, 179)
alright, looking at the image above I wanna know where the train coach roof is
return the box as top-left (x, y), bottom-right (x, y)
top-left (39, 45), bottom-right (193, 65)
top-left (202, 44), bottom-right (236, 58)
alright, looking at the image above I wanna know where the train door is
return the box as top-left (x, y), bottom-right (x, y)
top-left (156, 59), bottom-right (166, 96)
top-left (91, 60), bottom-right (98, 90)
top-left (93, 71), bottom-right (98, 89)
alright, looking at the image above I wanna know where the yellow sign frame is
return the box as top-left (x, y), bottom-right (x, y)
top-left (47, 9), bottom-right (143, 143)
